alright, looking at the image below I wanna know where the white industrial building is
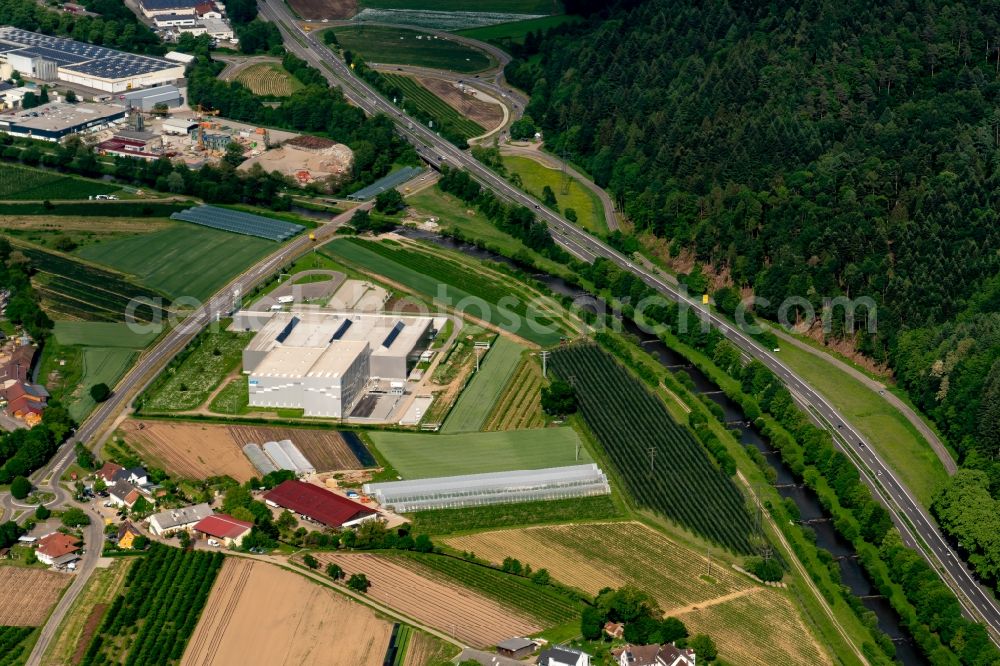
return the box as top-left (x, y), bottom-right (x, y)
top-left (138, 0), bottom-right (199, 18)
top-left (237, 310), bottom-right (435, 418)
top-left (121, 84), bottom-right (183, 111)
top-left (0, 27), bottom-right (184, 93)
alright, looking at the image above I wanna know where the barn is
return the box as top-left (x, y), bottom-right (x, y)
top-left (263, 480), bottom-right (377, 528)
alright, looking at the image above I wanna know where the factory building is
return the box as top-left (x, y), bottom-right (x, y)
top-left (0, 101), bottom-right (126, 141)
top-left (0, 27), bottom-right (184, 93)
top-left (137, 0), bottom-right (199, 18)
top-left (121, 85), bottom-right (182, 111)
top-left (238, 311), bottom-right (435, 418)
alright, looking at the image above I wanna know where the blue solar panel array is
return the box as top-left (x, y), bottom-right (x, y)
top-left (275, 316), bottom-right (300, 344)
top-left (170, 205), bottom-right (304, 242)
top-left (346, 166), bottom-right (424, 201)
top-left (0, 27), bottom-right (178, 78)
top-left (382, 321), bottom-right (405, 348)
top-left (330, 319), bottom-right (353, 342)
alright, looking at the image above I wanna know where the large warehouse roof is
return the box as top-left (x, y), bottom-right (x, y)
top-left (247, 311), bottom-right (431, 360)
top-left (250, 340), bottom-right (368, 379)
top-left (264, 480), bottom-right (377, 527)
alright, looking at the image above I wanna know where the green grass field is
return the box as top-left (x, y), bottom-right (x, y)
top-left (441, 336), bottom-right (523, 433)
top-left (76, 224), bottom-right (274, 301)
top-left (52, 321), bottom-right (159, 348)
top-left (457, 15), bottom-right (580, 42)
top-left (771, 338), bottom-right (949, 506)
top-left (209, 377), bottom-right (249, 414)
top-left (0, 163), bottom-right (115, 200)
top-left (502, 155), bottom-right (606, 233)
top-left (140, 328), bottom-right (252, 412)
top-left (69, 348), bottom-right (137, 421)
top-left (360, 0), bottom-right (558, 12)
top-left (382, 73), bottom-right (485, 139)
top-left (408, 495), bottom-right (620, 535)
top-left (332, 25), bottom-right (493, 72)
top-left (367, 427), bottom-right (589, 479)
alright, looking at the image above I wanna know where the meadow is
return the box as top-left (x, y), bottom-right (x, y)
top-left (52, 321), bottom-right (159, 348)
top-left (382, 74), bottom-right (485, 140)
top-left (0, 163), bottom-right (115, 200)
top-left (501, 155), bottom-right (606, 233)
top-left (69, 348), bottom-right (137, 421)
top-left (77, 224), bottom-right (274, 301)
top-left (331, 25), bottom-right (493, 73)
top-left (441, 335), bottom-right (523, 433)
top-left (366, 427), bottom-right (589, 479)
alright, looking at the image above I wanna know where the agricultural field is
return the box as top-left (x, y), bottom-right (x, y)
top-left (21, 246), bottom-right (169, 323)
top-left (501, 155), bottom-right (606, 234)
top-left (0, 216), bottom-right (171, 253)
top-left (82, 544), bottom-right (223, 666)
top-left (52, 321), bottom-right (159, 348)
top-left (226, 424), bottom-right (374, 468)
top-left (233, 62), bottom-right (304, 97)
top-left (550, 344), bottom-right (757, 554)
top-left (139, 328), bottom-right (253, 412)
top-left (43, 558), bottom-right (135, 666)
top-left (445, 522), bottom-right (830, 666)
top-left (331, 26), bottom-right (493, 73)
top-left (77, 224), bottom-right (274, 302)
top-left (312, 552), bottom-right (542, 647)
top-left (183, 559), bottom-right (392, 666)
top-left (66, 348), bottom-right (137, 421)
top-left (286, 0), bottom-right (355, 20)
top-left (417, 77), bottom-right (503, 129)
top-left (367, 427), bottom-right (588, 479)
top-left (359, 0), bottom-right (556, 12)
top-left (0, 163), bottom-right (115, 200)
top-left (457, 15), bottom-right (580, 43)
top-left (322, 237), bottom-right (573, 345)
top-left (441, 336), bottom-right (523, 433)
top-left (408, 494), bottom-right (620, 535)
top-left (483, 354), bottom-right (545, 430)
top-left (0, 627), bottom-right (36, 666)
top-left (401, 630), bottom-right (455, 666)
top-left (382, 74), bottom-right (485, 140)
top-left (0, 568), bottom-right (71, 626)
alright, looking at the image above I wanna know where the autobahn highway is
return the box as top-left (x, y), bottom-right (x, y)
top-left (259, 0), bottom-right (1000, 641)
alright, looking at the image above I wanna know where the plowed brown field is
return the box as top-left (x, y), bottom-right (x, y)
top-left (0, 568), bottom-right (71, 625)
top-left (182, 559), bottom-right (391, 666)
top-left (313, 553), bottom-right (540, 648)
top-left (226, 425), bottom-right (364, 471)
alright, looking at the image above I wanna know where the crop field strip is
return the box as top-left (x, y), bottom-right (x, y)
top-left (0, 163), bottom-right (114, 200)
top-left (312, 552), bottom-right (542, 647)
top-left (20, 246), bottom-right (169, 323)
top-left (69, 347), bottom-right (137, 421)
top-left (0, 627), bottom-right (35, 666)
top-left (52, 321), bottom-right (159, 348)
top-left (233, 62), bottom-right (303, 97)
top-left (550, 345), bottom-right (757, 553)
top-left (82, 544), bottom-right (223, 666)
top-left (322, 238), bottom-right (565, 345)
top-left (408, 494), bottom-right (620, 535)
top-left (0, 568), bottom-right (71, 626)
top-left (483, 355), bottom-right (545, 430)
top-left (441, 336), bottom-right (523, 433)
top-left (382, 74), bottom-right (485, 139)
top-left (331, 25), bottom-right (493, 73)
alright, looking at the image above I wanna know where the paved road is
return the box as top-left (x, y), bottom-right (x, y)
top-left (259, 0), bottom-right (1000, 642)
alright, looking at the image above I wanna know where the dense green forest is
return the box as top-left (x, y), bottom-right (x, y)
top-left (507, 0), bottom-right (1000, 483)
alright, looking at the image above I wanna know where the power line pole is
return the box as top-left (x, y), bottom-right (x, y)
top-left (539, 351), bottom-right (550, 378)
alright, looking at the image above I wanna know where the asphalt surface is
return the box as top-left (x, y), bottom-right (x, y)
top-left (259, 0), bottom-right (1000, 641)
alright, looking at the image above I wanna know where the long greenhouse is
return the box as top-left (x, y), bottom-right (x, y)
top-left (362, 464), bottom-right (610, 512)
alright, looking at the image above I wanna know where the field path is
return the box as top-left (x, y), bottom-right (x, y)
top-left (664, 586), bottom-right (762, 615)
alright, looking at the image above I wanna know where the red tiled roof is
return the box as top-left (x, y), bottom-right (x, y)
top-left (38, 532), bottom-right (80, 558)
top-left (9, 395), bottom-right (44, 415)
top-left (98, 462), bottom-right (124, 482)
top-left (194, 513), bottom-right (253, 539)
top-left (264, 480), bottom-right (376, 528)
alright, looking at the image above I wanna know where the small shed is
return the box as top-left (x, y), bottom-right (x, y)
top-left (497, 637), bottom-right (535, 660)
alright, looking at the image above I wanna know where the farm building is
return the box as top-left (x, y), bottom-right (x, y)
top-left (0, 101), bottom-right (126, 142)
top-left (264, 480), bottom-right (377, 528)
top-left (36, 532), bottom-right (80, 565)
top-left (194, 513), bottom-right (253, 547)
top-left (262, 439), bottom-right (315, 476)
top-left (0, 27), bottom-right (184, 92)
top-left (243, 443), bottom-right (279, 475)
top-left (498, 638), bottom-right (537, 659)
top-left (148, 502), bottom-right (213, 536)
top-left (362, 464), bottom-right (611, 512)
top-left (238, 310), bottom-right (435, 418)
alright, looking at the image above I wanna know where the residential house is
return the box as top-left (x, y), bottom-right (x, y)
top-left (36, 532), bottom-right (80, 565)
top-left (124, 467), bottom-right (149, 485)
top-left (97, 462), bottom-right (124, 485)
top-left (604, 622), bottom-right (625, 639)
top-left (538, 647), bottom-right (591, 666)
top-left (148, 503), bottom-right (212, 536)
top-left (496, 637), bottom-right (536, 660)
top-left (117, 521), bottom-right (142, 549)
top-left (195, 1), bottom-right (221, 18)
top-left (108, 481), bottom-right (140, 508)
top-left (193, 513), bottom-right (252, 547)
top-left (612, 644), bottom-right (696, 666)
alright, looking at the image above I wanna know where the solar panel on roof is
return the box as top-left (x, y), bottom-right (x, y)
top-left (275, 316), bottom-right (300, 344)
top-left (330, 319), bottom-right (352, 341)
top-left (382, 321), bottom-right (405, 348)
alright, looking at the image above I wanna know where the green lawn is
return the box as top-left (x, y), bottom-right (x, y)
top-left (331, 25), bottom-right (493, 73)
top-left (367, 427), bottom-right (589, 479)
top-left (361, 0), bottom-right (558, 12)
top-left (76, 224), bottom-right (275, 301)
top-left (69, 348), bottom-right (137, 421)
top-left (407, 495), bottom-right (620, 535)
top-left (773, 339), bottom-right (949, 506)
top-left (0, 163), bottom-right (115, 200)
top-left (441, 336), bottom-right (523, 433)
top-left (457, 15), bottom-right (580, 43)
top-left (501, 155), bottom-right (606, 234)
top-left (52, 321), bottom-right (159, 348)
